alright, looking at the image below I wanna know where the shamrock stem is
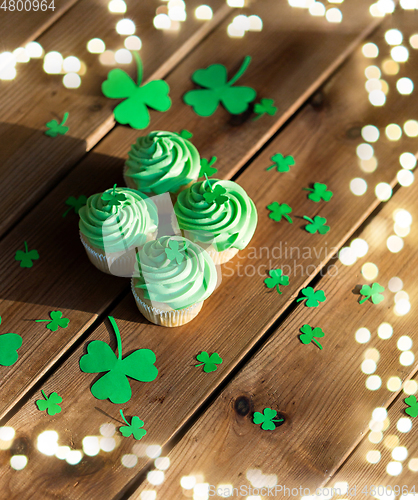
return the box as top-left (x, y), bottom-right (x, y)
top-left (108, 316), bottom-right (123, 360)
top-left (41, 390), bottom-right (47, 399)
top-left (266, 164), bottom-right (276, 171)
top-left (302, 188), bottom-right (313, 192)
top-left (284, 214), bottom-right (293, 224)
top-left (24, 241), bottom-right (28, 253)
top-left (62, 207), bottom-right (72, 218)
top-left (296, 298), bottom-right (305, 303)
top-left (312, 339), bottom-right (323, 350)
top-left (359, 296), bottom-right (369, 305)
top-left (272, 418), bottom-right (284, 423)
top-left (204, 173), bottom-right (213, 192)
top-left (133, 51), bottom-right (143, 86)
top-left (208, 156), bottom-right (217, 167)
top-left (303, 216), bottom-right (314, 223)
top-left (120, 409), bottom-right (130, 426)
top-left (195, 363), bottom-right (204, 367)
top-left (60, 112), bottom-right (69, 126)
top-left (35, 319), bottom-right (49, 322)
top-left (253, 111), bottom-right (265, 121)
top-left (228, 55), bottom-right (252, 86)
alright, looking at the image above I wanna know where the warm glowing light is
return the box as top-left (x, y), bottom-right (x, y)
top-left (408, 458), bottom-right (418, 471)
top-left (395, 299), bottom-right (411, 316)
top-left (13, 47), bottom-right (30, 63)
top-left (366, 348), bottom-right (380, 363)
top-left (362, 359), bottom-right (376, 374)
top-left (10, 455), bottom-right (28, 470)
top-left (325, 7), bottom-right (342, 22)
top-left (387, 461), bottom-right (402, 476)
top-left (108, 0), bottom-right (126, 13)
top-left (227, 24), bottom-right (245, 37)
top-left (395, 221), bottom-right (411, 236)
top-left (25, 41), bottom-right (43, 58)
top-left (99, 50), bottom-right (116, 65)
top-left (365, 66), bottom-right (381, 79)
top-left (351, 238), bottom-right (368, 257)
top-left (360, 157), bottom-right (378, 173)
top-left (87, 38), bottom-right (106, 54)
top-left (369, 90), bottom-right (386, 106)
top-left (362, 43), bottom-right (379, 58)
top-left (397, 77), bottom-right (414, 95)
top-left (124, 36), bottom-right (142, 51)
top-left (365, 78), bottom-right (382, 93)
top-left (410, 34), bottom-right (418, 49)
top-left (400, 0), bottom-right (416, 8)
top-left (397, 170), bottom-right (414, 186)
top-left (195, 5), bottom-right (213, 20)
top-left (181, 476), bottom-right (197, 489)
top-left (355, 327), bottom-right (371, 344)
top-left (248, 15), bottom-right (263, 30)
top-left (43, 51), bottom-right (63, 74)
top-left (194, 483), bottom-right (210, 498)
top-left (372, 407), bottom-right (387, 421)
top-left (400, 351), bottom-right (414, 366)
top-left (169, 6), bottom-right (186, 21)
top-left (140, 492), bottom-right (157, 500)
top-left (366, 450), bottom-right (381, 463)
top-left (0, 427), bottom-right (15, 441)
top-left (115, 48), bottom-right (132, 64)
top-left (377, 0), bottom-right (395, 13)
top-left (232, 14), bottom-right (250, 30)
top-left (385, 124), bottom-right (402, 140)
top-left (382, 58), bottom-right (399, 75)
top-left (387, 235), bottom-right (404, 253)
top-left (339, 247), bottom-right (356, 266)
top-left (361, 125), bottom-right (379, 143)
top-left (116, 19), bottom-right (136, 35)
top-left (370, 3), bottom-right (385, 16)
top-left (63, 56), bottom-right (81, 73)
top-left (63, 73), bottom-right (81, 89)
top-left (387, 376), bottom-right (402, 391)
top-left (394, 209), bottom-right (412, 228)
top-left (350, 178), bottom-right (367, 196)
top-left (122, 454), bottom-right (138, 468)
top-left (384, 435), bottom-right (399, 449)
top-left (399, 152), bottom-right (416, 170)
top-left (378, 322), bottom-right (393, 339)
top-left (391, 46), bottom-right (409, 62)
top-left (100, 437), bottom-right (116, 452)
top-left (356, 143), bottom-right (374, 160)
top-left (227, 0), bottom-right (245, 6)
top-left (155, 457), bottom-right (170, 470)
top-left (66, 450), bottom-right (83, 465)
top-left (385, 29), bottom-right (403, 45)
top-left (37, 431), bottom-right (59, 456)
top-left (397, 335), bottom-right (413, 351)
top-left (82, 436), bottom-right (100, 456)
top-left (366, 375), bottom-right (382, 390)
top-left (309, 2), bottom-right (325, 15)
top-left (147, 471), bottom-right (165, 485)
top-left (375, 182), bottom-right (392, 201)
top-left (369, 430), bottom-right (383, 443)
top-left (154, 13), bottom-right (172, 29)
top-left (146, 445), bottom-right (162, 458)
top-left (362, 262), bottom-right (379, 280)
top-left (55, 446), bottom-right (71, 460)
top-left (395, 291), bottom-right (409, 303)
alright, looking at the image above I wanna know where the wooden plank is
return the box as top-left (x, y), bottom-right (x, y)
top-left (0, 0), bottom-right (228, 236)
top-left (0, 7), bottom-right (412, 498)
top-left (0, 0), bottom-right (79, 52)
top-left (0, 0), bottom-right (380, 420)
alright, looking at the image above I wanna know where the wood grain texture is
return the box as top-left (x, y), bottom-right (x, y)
top-left (0, 0), bottom-right (380, 420)
top-left (0, 8), bottom-right (414, 498)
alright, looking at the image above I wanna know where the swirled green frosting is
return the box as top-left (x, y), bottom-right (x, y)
top-left (125, 131), bottom-right (200, 195)
top-left (79, 187), bottom-right (158, 252)
top-left (133, 236), bottom-right (217, 310)
top-left (174, 179), bottom-right (257, 252)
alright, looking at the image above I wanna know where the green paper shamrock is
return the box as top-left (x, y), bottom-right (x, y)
top-left (267, 202), bottom-right (293, 223)
top-left (184, 56), bottom-right (256, 117)
top-left (102, 52), bottom-right (171, 129)
top-left (296, 287), bottom-right (326, 307)
top-left (0, 316), bottom-right (22, 366)
top-left (253, 98), bottom-right (277, 121)
top-left (15, 241), bottom-right (39, 268)
top-left (405, 395), bottom-right (418, 418)
top-left (63, 195), bottom-right (87, 217)
top-left (304, 183), bottom-right (333, 202)
top-left (177, 129), bottom-right (193, 139)
top-left (299, 324), bottom-right (324, 350)
top-left (359, 283), bottom-right (385, 305)
top-left (199, 156), bottom-right (218, 178)
top-left (165, 239), bottom-right (188, 264)
top-left (303, 216), bottom-right (330, 235)
top-left (101, 184), bottom-right (127, 207)
top-left (119, 409), bottom-right (147, 440)
top-left (36, 390), bottom-right (62, 416)
top-left (264, 269), bottom-right (289, 294)
top-left (79, 316), bottom-right (158, 404)
top-left (195, 351), bottom-right (223, 373)
top-left (45, 112), bottom-right (69, 137)
top-left (203, 183), bottom-right (229, 205)
top-left (267, 153), bottom-right (295, 173)
top-left (253, 408), bottom-right (283, 431)
top-left (36, 311), bottom-right (70, 332)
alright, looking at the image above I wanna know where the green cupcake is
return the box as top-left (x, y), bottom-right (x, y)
top-left (79, 185), bottom-right (158, 276)
top-left (173, 178), bottom-right (258, 264)
top-left (124, 130), bottom-right (200, 197)
top-left (132, 236), bottom-right (217, 327)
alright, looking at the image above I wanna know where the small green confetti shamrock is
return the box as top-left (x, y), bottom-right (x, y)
top-left (15, 241), bottom-right (39, 268)
top-left (35, 311), bottom-right (70, 332)
top-left (359, 283), bottom-right (385, 305)
top-left (267, 153), bottom-right (295, 173)
top-left (45, 112), bottom-right (69, 137)
top-left (62, 195), bottom-right (87, 217)
top-left (253, 98), bottom-right (278, 121)
top-left (102, 51), bottom-right (171, 129)
top-left (177, 129), bottom-right (193, 139)
top-left (303, 216), bottom-right (330, 235)
top-left (303, 183), bottom-right (333, 202)
top-left (119, 410), bottom-right (147, 440)
top-left (199, 156), bottom-right (218, 178)
top-left (195, 351), bottom-right (223, 373)
top-left (253, 408), bottom-right (283, 431)
top-left (267, 202), bottom-right (293, 223)
top-left (405, 395), bottom-right (418, 418)
top-left (203, 182), bottom-right (229, 205)
top-left (299, 324), bottom-right (324, 350)
top-left (184, 56), bottom-right (257, 117)
top-left (101, 184), bottom-right (127, 207)
top-left (36, 390), bottom-right (62, 416)
top-left (264, 269), bottom-right (289, 294)
top-left (296, 287), bottom-right (326, 307)
top-left (79, 316), bottom-right (158, 404)
top-left (0, 316), bottom-right (22, 367)
top-left (165, 239), bottom-right (188, 264)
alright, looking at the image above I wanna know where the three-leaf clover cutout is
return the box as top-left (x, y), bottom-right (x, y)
top-left (165, 239), bottom-right (189, 264)
top-left (267, 202), bottom-right (293, 223)
top-left (36, 390), bottom-right (62, 415)
top-left (267, 153), bottom-right (295, 173)
top-left (405, 395), bottom-right (418, 418)
top-left (264, 269), bottom-right (289, 294)
top-left (119, 410), bottom-right (147, 440)
top-left (102, 51), bottom-right (171, 129)
top-left (253, 408), bottom-right (283, 431)
top-left (36, 311), bottom-right (70, 332)
top-left (45, 112), bottom-right (69, 137)
top-left (304, 183), bottom-right (333, 202)
top-left (184, 56), bottom-right (256, 116)
top-left (203, 182), bottom-right (229, 206)
top-left (101, 184), bottom-right (127, 207)
top-left (195, 351), bottom-right (223, 373)
top-left (303, 216), bottom-right (330, 235)
top-left (199, 156), bottom-right (218, 178)
top-left (359, 283), bottom-right (385, 305)
top-left (0, 316), bottom-right (22, 367)
top-left (253, 98), bottom-right (277, 121)
top-left (15, 241), bottom-right (39, 268)
top-left (79, 316), bottom-right (158, 404)
top-left (63, 195), bottom-right (87, 217)
top-left (299, 324), bottom-right (325, 350)
top-left (297, 287), bottom-right (326, 307)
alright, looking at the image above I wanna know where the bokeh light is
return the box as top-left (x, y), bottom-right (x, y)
top-left (124, 36), bottom-right (142, 51)
top-left (375, 182), bottom-right (392, 201)
top-left (350, 178), bottom-right (367, 196)
top-left (361, 125), bottom-right (379, 142)
top-left (116, 19), bottom-right (136, 35)
top-left (377, 322), bottom-right (393, 339)
top-left (362, 43), bottom-right (379, 58)
top-left (87, 38), bottom-right (106, 54)
top-left (397, 77), bottom-right (414, 95)
top-left (362, 262), bottom-right (379, 280)
top-left (195, 5), bottom-right (213, 20)
top-left (391, 46), bottom-right (409, 62)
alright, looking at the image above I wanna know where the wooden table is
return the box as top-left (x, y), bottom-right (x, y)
top-left (1, 0), bottom-right (418, 498)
